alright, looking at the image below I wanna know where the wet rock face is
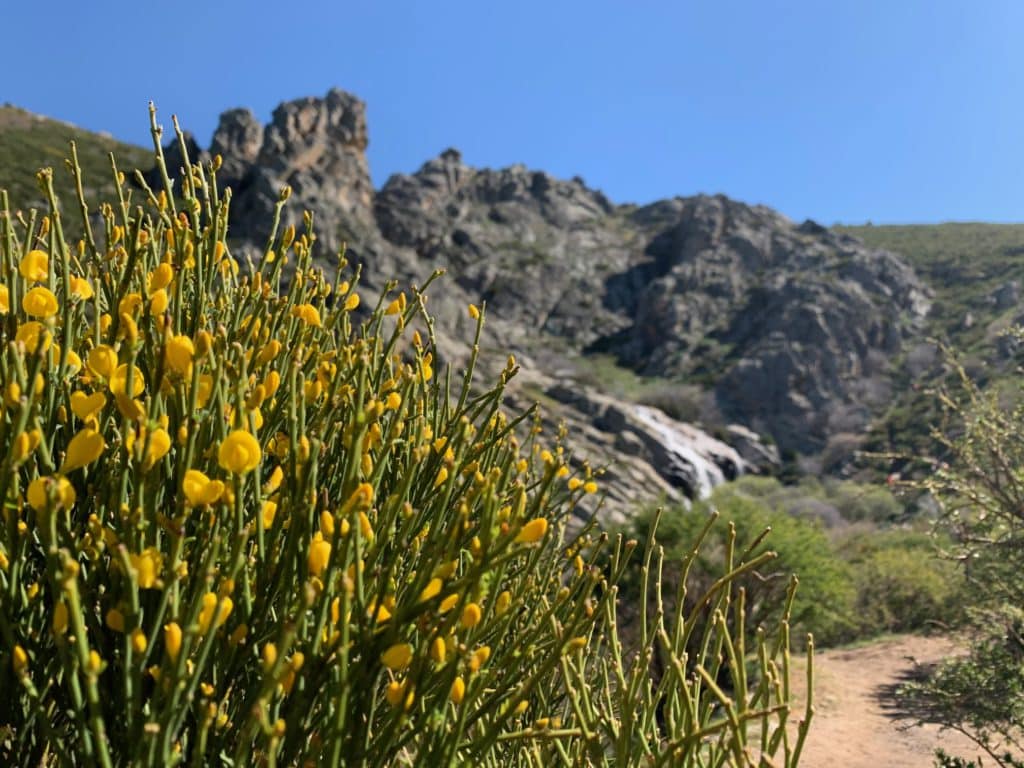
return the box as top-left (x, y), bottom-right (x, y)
top-left (540, 383), bottom-right (746, 518)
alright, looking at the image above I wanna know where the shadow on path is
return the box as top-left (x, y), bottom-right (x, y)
top-left (872, 656), bottom-right (949, 725)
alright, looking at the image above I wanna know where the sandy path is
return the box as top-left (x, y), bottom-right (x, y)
top-left (791, 635), bottom-right (984, 768)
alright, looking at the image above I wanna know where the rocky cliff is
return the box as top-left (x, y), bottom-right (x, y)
top-left (156, 89), bottom-right (931, 520)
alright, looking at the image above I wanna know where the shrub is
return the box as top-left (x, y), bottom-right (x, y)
top-left (838, 530), bottom-right (963, 635)
top-left (893, 356), bottom-right (1024, 765)
top-left (632, 484), bottom-right (857, 648)
top-left (0, 111), bottom-right (809, 766)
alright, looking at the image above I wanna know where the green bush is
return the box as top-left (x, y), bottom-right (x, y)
top-left (631, 484), bottom-right (857, 648)
top-left (899, 358), bottom-right (1024, 765)
top-left (0, 111), bottom-right (810, 766)
top-left (839, 530), bottom-right (962, 635)
top-left (633, 479), bottom-right (962, 650)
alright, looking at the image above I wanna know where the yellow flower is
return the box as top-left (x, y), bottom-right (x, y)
top-left (468, 646), bottom-right (491, 672)
top-left (109, 364), bottom-right (146, 397)
top-left (87, 345), bottom-right (118, 379)
top-left (129, 547), bottom-right (163, 589)
top-left (69, 391), bottom-right (106, 422)
top-left (15, 321), bottom-right (51, 354)
top-left (52, 602), bottom-right (69, 636)
top-left (264, 462), bottom-right (284, 493)
top-left (11, 430), bottom-right (40, 463)
top-left (461, 603), bottom-right (482, 629)
top-left (439, 594), bottom-right (460, 614)
top-left (450, 676), bottom-right (466, 704)
top-left (27, 475), bottom-right (76, 511)
top-left (148, 263), bottom-right (174, 292)
top-left (149, 288), bottom-right (169, 315)
top-left (22, 286), bottom-right (58, 318)
top-left (565, 636), bottom-right (588, 653)
top-left (164, 622), bottom-right (183, 662)
top-left (430, 637), bottom-right (446, 664)
top-left (196, 374), bottom-right (214, 408)
top-left (19, 250), bottom-right (48, 282)
top-left (381, 643), bottom-right (413, 671)
top-left (419, 578), bottom-right (443, 603)
top-left (198, 592), bottom-right (233, 633)
top-left (385, 680), bottom-right (407, 708)
top-left (118, 292), bottom-right (143, 318)
top-left (12, 644), bottom-right (28, 675)
top-left (64, 349), bottom-right (83, 375)
top-left (105, 609), bottom-right (125, 633)
top-left (291, 303), bottom-right (321, 327)
top-left (131, 628), bottom-right (148, 654)
top-left (515, 518), bottom-right (549, 544)
top-left (183, 469), bottom-right (224, 506)
top-left (495, 590), bottom-right (512, 616)
top-left (5, 382), bottom-right (21, 408)
top-left (263, 370), bottom-right (281, 398)
top-left (307, 532), bottom-right (331, 577)
top-left (218, 430), bottom-right (261, 474)
top-left (256, 339), bottom-right (282, 366)
top-left (115, 394), bottom-right (145, 421)
top-left (358, 511), bottom-right (374, 542)
top-left (60, 427), bottom-right (105, 473)
top-left (142, 428), bottom-right (171, 469)
top-left (366, 601), bottom-right (392, 623)
top-left (69, 276), bottom-right (93, 300)
top-left (262, 499), bottom-right (278, 530)
top-left (0, 284), bottom-right (8, 313)
top-left (344, 293), bottom-right (360, 311)
top-left (468, 303), bottom-right (480, 320)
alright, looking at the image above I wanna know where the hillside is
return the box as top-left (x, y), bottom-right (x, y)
top-left (838, 223), bottom-right (1024, 466)
top-left (840, 223), bottom-right (1024, 349)
top-left (0, 105), bottom-right (151, 215)
top-left (2, 93), bottom-right (1021, 519)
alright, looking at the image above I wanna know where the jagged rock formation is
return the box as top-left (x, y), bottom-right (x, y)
top-left (152, 88), bottom-right (932, 520)
top-left (371, 155), bottom-right (930, 456)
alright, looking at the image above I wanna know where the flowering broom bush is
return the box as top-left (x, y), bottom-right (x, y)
top-left (0, 108), bottom-right (811, 766)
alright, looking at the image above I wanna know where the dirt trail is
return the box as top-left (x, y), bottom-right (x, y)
top-left (791, 635), bottom-right (983, 768)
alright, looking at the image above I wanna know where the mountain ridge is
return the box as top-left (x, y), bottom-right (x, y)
top-left (5, 90), bottom-right (1022, 520)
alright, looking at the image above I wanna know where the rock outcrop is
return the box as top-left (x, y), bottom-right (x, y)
top-left (149, 88), bottom-right (933, 520)
top-left (228, 89), bottom-right (376, 250)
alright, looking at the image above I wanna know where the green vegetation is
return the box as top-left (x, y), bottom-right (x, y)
top-left (0, 105), bottom-right (151, 217)
top-left (898, 362), bottom-right (1024, 767)
top-left (839, 223), bottom-right (1024, 466)
top-left (0, 113), bottom-right (809, 765)
top-left (629, 477), bottom-right (964, 648)
top-left (839, 223), bottom-right (1024, 344)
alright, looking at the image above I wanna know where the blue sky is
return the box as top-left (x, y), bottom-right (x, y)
top-left (3, 1), bottom-right (1023, 224)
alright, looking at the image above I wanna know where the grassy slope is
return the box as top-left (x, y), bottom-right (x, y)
top-left (839, 223), bottom-right (1024, 345)
top-left (838, 223), bottom-right (1024, 462)
top-left (0, 105), bottom-right (152, 218)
